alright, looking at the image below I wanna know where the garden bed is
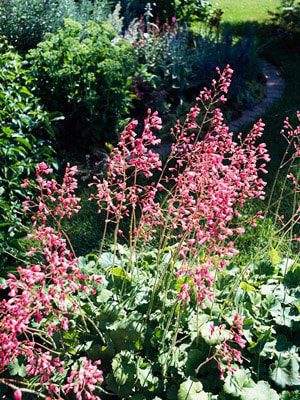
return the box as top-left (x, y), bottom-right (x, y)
top-left (0, 1), bottom-right (299, 399)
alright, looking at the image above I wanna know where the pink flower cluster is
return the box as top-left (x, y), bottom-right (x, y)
top-left (281, 111), bottom-right (300, 157)
top-left (1, 65), bottom-right (277, 394)
top-left (213, 311), bottom-right (246, 379)
top-left (164, 66), bottom-right (269, 306)
top-left (91, 109), bottom-right (163, 240)
top-left (1, 163), bottom-right (103, 399)
top-left (23, 162), bottom-right (81, 221)
top-left (63, 358), bottom-right (103, 400)
top-left (92, 66), bottom-right (270, 308)
top-left (90, 65), bottom-right (270, 378)
top-left (26, 351), bottom-right (64, 384)
top-left (126, 15), bottom-right (178, 48)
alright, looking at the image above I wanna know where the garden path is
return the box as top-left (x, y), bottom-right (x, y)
top-left (229, 61), bottom-right (285, 131)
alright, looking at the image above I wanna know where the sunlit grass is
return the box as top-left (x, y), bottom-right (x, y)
top-left (211, 0), bottom-right (280, 23)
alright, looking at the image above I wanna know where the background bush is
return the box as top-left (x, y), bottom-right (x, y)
top-left (0, 0), bottom-right (110, 52)
top-left (0, 38), bottom-right (55, 272)
top-left (109, 0), bottom-right (176, 27)
top-left (28, 19), bottom-right (137, 149)
top-left (175, 0), bottom-right (217, 24)
top-left (271, 0), bottom-right (300, 44)
top-left (110, 0), bottom-right (215, 27)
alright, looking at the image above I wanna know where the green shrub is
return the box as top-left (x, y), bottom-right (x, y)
top-left (0, 0), bottom-right (110, 52)
top-left (111, 0), bottom-right (215, 28)
top-left (271, 0), bottom-right (300, 44)
top-left (0, 38), bottom-right (55, 271)
top-left (281, 391), bottom-right (300, 399)
top-left (176, 0), bottom-right (217, 24)
top-left (27, 19), bottom-right (138, 148)
top-left (110, 0), bottom-right (176, 26)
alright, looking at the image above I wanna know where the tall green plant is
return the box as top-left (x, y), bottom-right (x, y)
top-left (0, 39), bottom-right (55, 271)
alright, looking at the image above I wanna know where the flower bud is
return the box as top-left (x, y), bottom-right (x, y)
top-left (14, 389), bottom-right (22, 400)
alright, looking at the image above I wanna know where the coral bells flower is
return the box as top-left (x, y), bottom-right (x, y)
top-left (34, 162), bottom-right (81, 221)
top-left (38, 162), bottom-right (53, 174)
top-left (90, 65), bottom-right (270, 309)
top-left (63, 358), bottom-right (103, 400)
top-left (231, 311), bottom-right (246, 349)
top-left (91, 109), bottom-right (163, 240)
top-left (0, 164), bottom-right (102, 398)
top-left (21, 178), bottom-right (30, 188)
top-left (213, 311), bottom-right (246, 379)
top-left (281, 112), bottom-right (300, 157)
top-left (165, 70), bottom-right (269, 307)
top-left (26, 351), bottom-right (64, 384)
top-left (199, 64), bottom-right (233, 104)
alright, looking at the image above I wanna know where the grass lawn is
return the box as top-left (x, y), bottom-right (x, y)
top-left (211, 0), bottom-right (281, 23)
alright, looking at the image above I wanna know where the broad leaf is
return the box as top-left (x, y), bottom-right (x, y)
top-left (178, 378), bottom-right (209, 400)
top-left (223, 369), bottom-right (253, 397)
top-left (200, 322), bottom-right (230, 345)
top-left (112, 351), bottom-right (136, 386)
top-left (8, 358), bottom-right (27, 377)
top-left (98, 252), bottom-right (121, 269)
top-left (241, 381), bottom-right (279, 400)
top-left (269, 248), bottom-right (280, 267)
top-left (269, 356), bottom-right (300, 389)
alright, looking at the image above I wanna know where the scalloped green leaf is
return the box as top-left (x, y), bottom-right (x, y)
top-left (241, 381), bottom-right (279, 400)
top-left (178, 378), bottom-right (209, 400)
top-left (224, 369), bottom-right (254, 397)
top-left (269, 356), bottom-right (300, 389)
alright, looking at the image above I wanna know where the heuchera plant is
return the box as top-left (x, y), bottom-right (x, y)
top-left (91, 65), bottom-right (269, 377)
top-left (0, 163), bottom-right (103, 399)
top-left (2, 66), bottom-right (299, 398)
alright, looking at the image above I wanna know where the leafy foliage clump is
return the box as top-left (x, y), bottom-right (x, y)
top-left (28, 19), bottom-right (137, 148)
top-left (0, 39), bottom-right (54, 271)
top-left (271, 0), bottom-right (300, 44)
top-left (113, 0), bottom-right (216, 26)
top-left (74, 244), bottom-right (300, 399)
top-left (176, 0), bottom-right (218, 24)
top-left (0, 0), bottom-right (111, 52)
